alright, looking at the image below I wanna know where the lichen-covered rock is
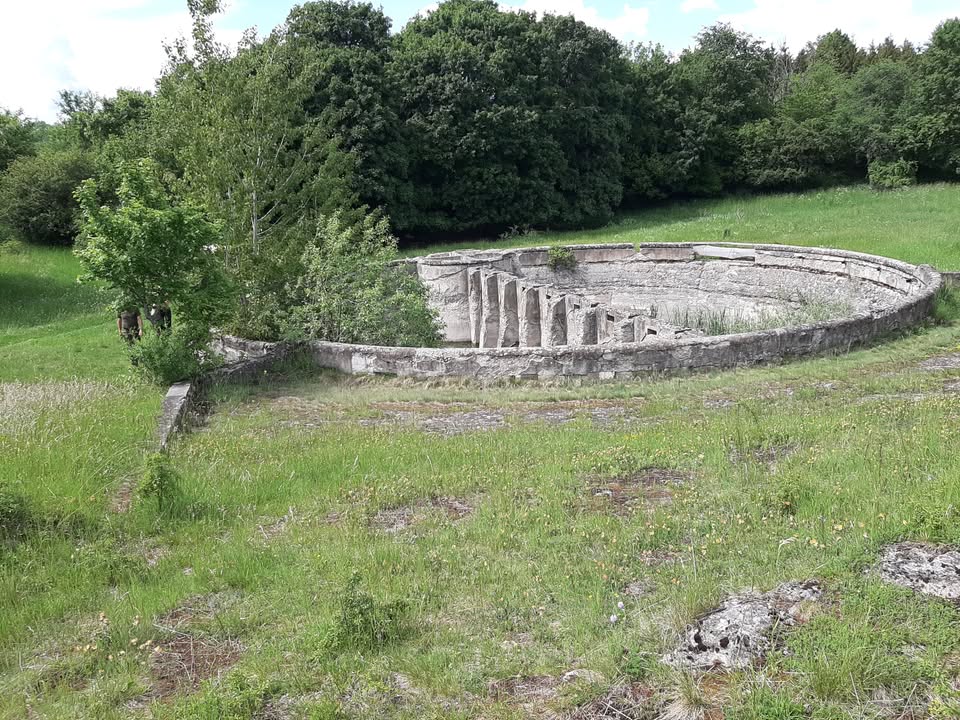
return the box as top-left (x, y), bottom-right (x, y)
top-left (662, 580), bottom-right (821, 671)
top-left (874, 542), bottom-right (960, 602)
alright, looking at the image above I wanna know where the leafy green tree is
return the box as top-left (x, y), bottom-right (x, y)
top-left (0, 109), bottom-right (39, 173)
top-left (157, 1), bottom-right (358, 338)
top-left (75, 160), bottom-right (231, 380)
top-left (798, 30), bottom-right (864, 75)
top-left (286, 211), bottom-right (441, 347)
top-left (622, 44), bottom-right (686, 201)
top-left (912, 18), bottom-right (960, 176)
top-left (283, 1), bottom-right (410, 217)
top-left (393, 0), bottom-right (627, 233)
top-left (0, 147), bottom-right (93, 244)
top-left (673, 24), bottom-right (776, 193)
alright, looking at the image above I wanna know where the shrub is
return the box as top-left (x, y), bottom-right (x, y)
top-left (868, 158), bottom-right (917, 189)
top-left (129, 325), bottom-right (220, 385)
top-left (547, 246), bottom-right (577, 272)
top-left (322, 572), bottom-right (411, 653)
top-left (0, 148), bottom-right (93, 245)
top-left (287, 211), bottom-right (441, 347)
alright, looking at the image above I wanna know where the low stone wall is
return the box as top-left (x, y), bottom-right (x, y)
top-left (310, 243), bottom-right (941, 380)
top-left (155, 338), bottom-right (295, 450)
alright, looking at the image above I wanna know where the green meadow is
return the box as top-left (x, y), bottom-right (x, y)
top-left (3, 184), bottom-right (960, 719)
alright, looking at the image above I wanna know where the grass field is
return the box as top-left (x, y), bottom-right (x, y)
top-left (3, 185), bottom-right (960, 719)
top-left (403, 183), bottom-right (960, 271)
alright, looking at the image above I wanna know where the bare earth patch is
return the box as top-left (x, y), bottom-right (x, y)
top-left (569, 683), bottom-right (658, 720)
top-left (154, 591), bottom-right (243, 632)
top-left (590, 469), bottom-right (689, 516)
top-left (663, 580), bottom-right (821, 671)
top-left (149, 634), bottom-right (243, 699)
top-left (729, 443), bottom-right (796, 473)
top-left (488, 669), bottom-right (609, 718)
top-left (361, 407), bottom-right (507, 436)
top-left (919, 352), bottom-right (960, 371)
top-left (874, 542), bottom-right (960, 602)
top-left (370, 496), bottom-right (476, 534)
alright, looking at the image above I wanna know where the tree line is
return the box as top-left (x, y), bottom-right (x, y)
top-left (1, 0), bottom-right (958, 342)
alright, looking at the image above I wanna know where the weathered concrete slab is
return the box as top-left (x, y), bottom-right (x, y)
top-left (874, 543), bottom-right (960, 602)
top-left (663, 580), bottom-right (821, 671)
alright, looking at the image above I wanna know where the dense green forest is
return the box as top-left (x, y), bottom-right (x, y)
top-left (1, 0), bottom-right (958, 341)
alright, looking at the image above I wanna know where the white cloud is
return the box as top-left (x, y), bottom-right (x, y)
top-left (0, 0), bottom-right (245, 122)
top-left (721, 0), bottom-right (948, 51)
top-left (680, 0), bottom-right (717, 14)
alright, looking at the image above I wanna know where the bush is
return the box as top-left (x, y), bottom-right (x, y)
top-left (287, 211), bottom-right (442, 347)
top-left (547, 246), bottom-right (577, 272)
top-left (322, 572), bottom-right (411, 653)
top-left (0, 148), bottom-right (93, 245)
top-left (129, 325), bottom-right (220, 385)
top-left (868, 158), bottom-right (917, 189)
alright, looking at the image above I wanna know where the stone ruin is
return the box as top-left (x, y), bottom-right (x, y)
top-left (223, 242), bottom-right (941, 380)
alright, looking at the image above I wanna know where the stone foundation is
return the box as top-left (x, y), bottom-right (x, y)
top-left (216, 243), bottom-right (940, 381)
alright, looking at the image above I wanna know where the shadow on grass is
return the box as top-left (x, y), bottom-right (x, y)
top-left (0, 270), bottom-right (105, 330)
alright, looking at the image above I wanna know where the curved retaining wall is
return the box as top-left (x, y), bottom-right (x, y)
top-left (316, 243), bottom-right (940, 380)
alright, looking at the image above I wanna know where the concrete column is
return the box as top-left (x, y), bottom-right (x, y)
top-left (614, 317), bottom-right (635, 343)
top-left (468, 270), bottom-right (482, 346)
top-left (519, 286), bottom-right (542, 347)
top-left (498, 277), bottom-right (520, 348)
top-left (479, 272), bottom-right (501, 348)
top-left (579, 305), bottom-right (600, 345)
top-left (543, 296), bottom-right (568, 347)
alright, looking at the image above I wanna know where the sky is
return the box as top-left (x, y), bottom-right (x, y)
top-left (2, 0), bottom-right (957, 122)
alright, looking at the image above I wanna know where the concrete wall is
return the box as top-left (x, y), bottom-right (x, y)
top-left (411, 243), bottom-right (932, 344)
top-left (313, 243), bottom-right (942, 380)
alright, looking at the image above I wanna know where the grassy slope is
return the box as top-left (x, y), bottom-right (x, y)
top-left (404, 183), bottom-right (960, 270)
top-left (2, 189), bottom-right (960, 719)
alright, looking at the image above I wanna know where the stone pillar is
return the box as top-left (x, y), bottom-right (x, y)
top-left (498, 277), bottom-right (520, 348)
top-left (614, 317), bottom-right (635, 343)
top-left (597, 310), bottom-right (614, 344)
top-left (519, 286), bottom-right (542, 347)
top-left (579, 305), bottom-right (600, 345)
top-left (479, 272), bottom-right (501, 348)
top-left (468, 270), bottom-right (482, 346)
top-left (543, 296), bottom-right (568, 347)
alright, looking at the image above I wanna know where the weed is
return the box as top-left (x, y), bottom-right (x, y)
top-left (140, 452), bottom-right (181, 514)
top-left (548, 246), bottom-right (577, 272)
top-left (321, 573), bottom-right (411, 654)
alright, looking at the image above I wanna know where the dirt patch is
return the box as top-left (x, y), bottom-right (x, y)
top-left (489, 674), bottom-right (563, 704)
top-left (569, 684), bottom-right (658, 720)
top-left (110, 477), bottom-right (137, 514)
top-left (624, 580), bottom-right (651, 598)
top-left (590, 469), bottom-right (689, 516)
top-left (874, 542), bottom-right (960, 602)
top-left (255, 507), bottom-right (298, 542)
top-left (370, 496), bottom-right (476, 534)
top-left (361, 408), bottom-right (506, 436)
top-left (919, 352), bottom-right (960, 371)
top-left (154, 591), bottom-right (243, 632)
top-left (730, 443), bottom-right (796, 473)
top-left (663, 580), bottom-right (821, 671)
top-left (149, 634), bottom-right (243, 699)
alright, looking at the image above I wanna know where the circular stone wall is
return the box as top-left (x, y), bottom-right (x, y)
top-left (304, 243), bottom-right (940, 380)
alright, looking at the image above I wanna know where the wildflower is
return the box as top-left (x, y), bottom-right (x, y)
top-left (617, 601), bottom-right (625, 610)
top-left (609, 614), bottom-right (619, 624)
